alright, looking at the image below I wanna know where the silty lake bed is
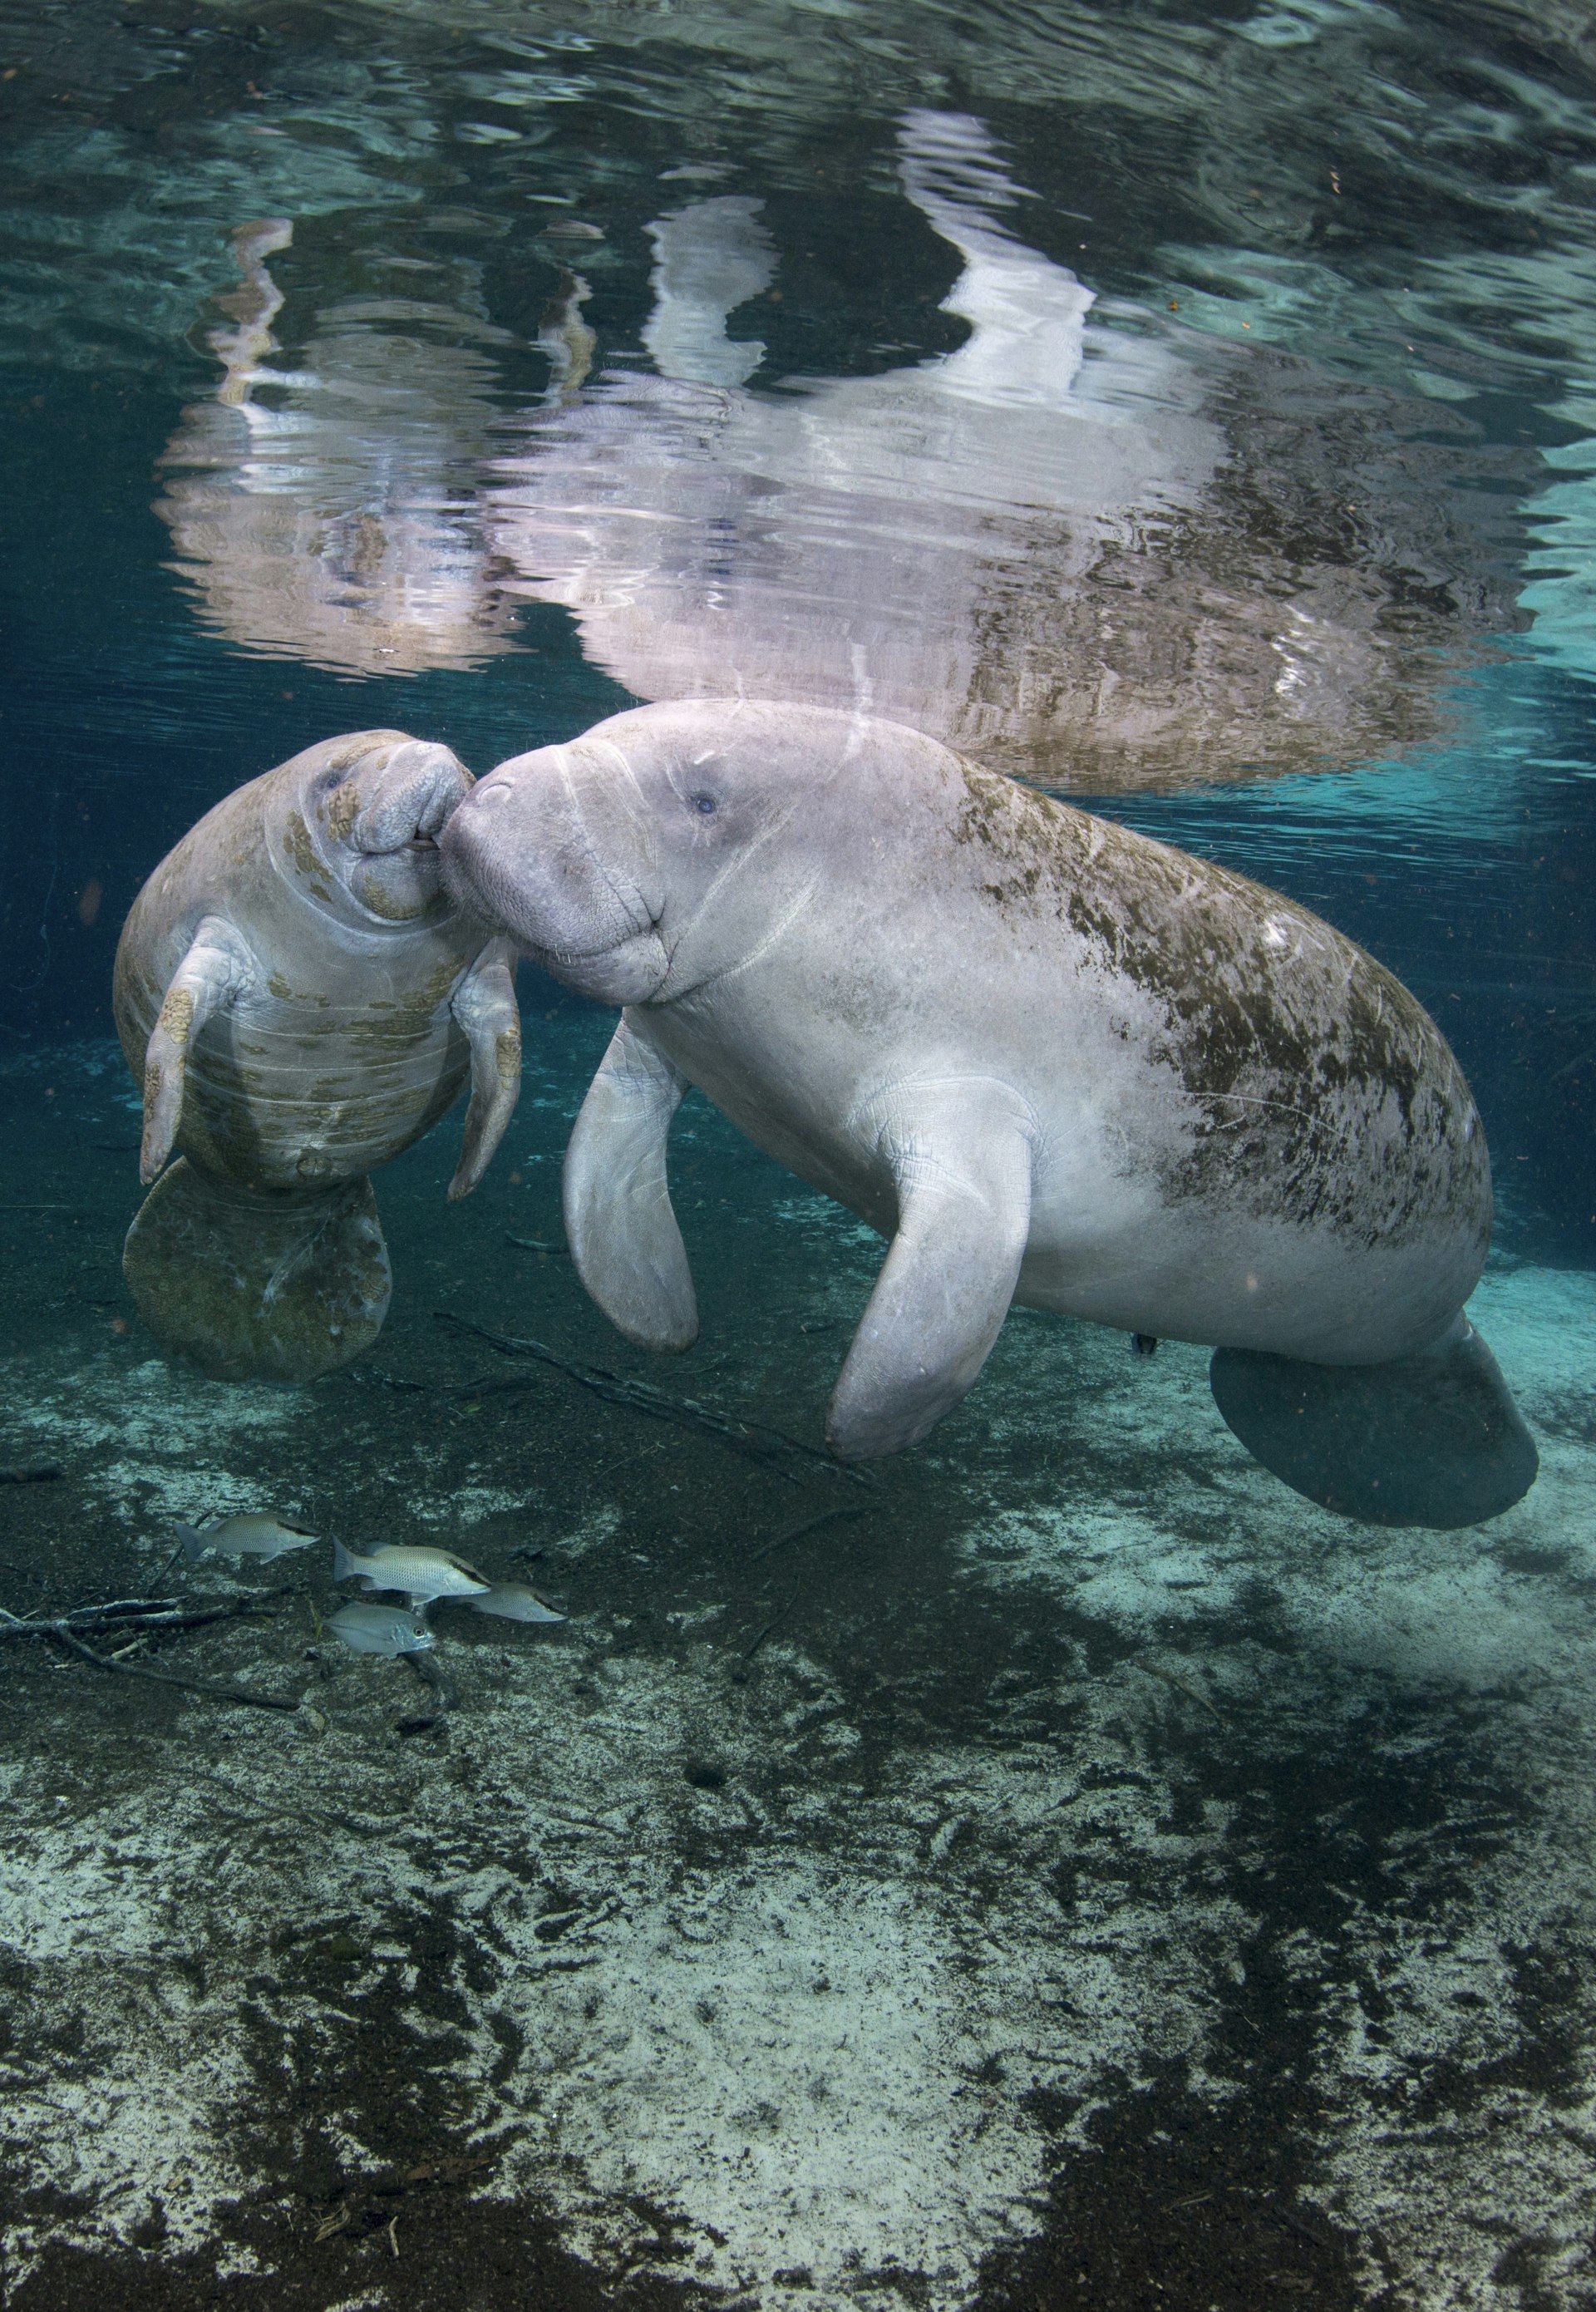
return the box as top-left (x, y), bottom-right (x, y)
top-left (2, 0), bottom-right (1596, 2304)
top-left (2, 1031), bottom-right (1595, 2312)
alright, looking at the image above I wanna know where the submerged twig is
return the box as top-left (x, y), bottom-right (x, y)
top-left (2, 1608), bottom-right (224, 1643)
top-left (347, 1368), bottom-right (427, 1394)
top-left (1138, 1659), bottom-right (1225, 1724)
top-left (0, 1595), bottom-right (265, 1643)
top-left (742, 1589), bottom-right (800, 1659)
top-left (46, 1626), bottom-right (302, 1713)
top-left (2, 1588), bottom-right (298, 1711)
top-left (746, 1506), bottom-right (871, 1564)
top-left (505, 1233), bottom-right (569, 1256)
top-left (433, 1310), bottom-right (871, 1486)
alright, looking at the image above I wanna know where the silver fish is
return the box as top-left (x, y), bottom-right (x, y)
top-left (326, 1600), bottom-right (436, 1657)
top-left (468, 1582), bottom-right (567, 1624)
top-left (177, 1514), bottom-right (318, 1563)
top-left (331, 1538), bottom-right (490, 1605)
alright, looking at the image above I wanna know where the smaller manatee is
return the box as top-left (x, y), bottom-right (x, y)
top-left (114, 730), bottom-right (521, 1383)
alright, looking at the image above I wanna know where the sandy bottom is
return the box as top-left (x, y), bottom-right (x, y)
top-left (0, 1036), bottom-right (1592, 2311)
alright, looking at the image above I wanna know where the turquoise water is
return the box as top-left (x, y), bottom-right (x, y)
top-left (2, 2), bottom-right (1595, 2305)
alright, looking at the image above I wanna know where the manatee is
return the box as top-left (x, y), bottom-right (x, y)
top-left (115, 730), bottom-right (521, 1382)
top-left (441, 698), bottom-right (1535, 1530)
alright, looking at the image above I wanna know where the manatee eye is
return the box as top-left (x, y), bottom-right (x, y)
top-left (691, 792), bottom-right (717, 816)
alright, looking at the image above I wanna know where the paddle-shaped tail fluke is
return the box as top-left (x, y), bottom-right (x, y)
top-left (1209, 1320), bottom-right (1538, 1529)
top-left (123, 1161), bottom-right (392, 1383)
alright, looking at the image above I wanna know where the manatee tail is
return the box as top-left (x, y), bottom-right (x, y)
top-left (122, 1159), bottom-right (392, 1384)
top-left (1209, 1319), bottom-right (1537, 1530)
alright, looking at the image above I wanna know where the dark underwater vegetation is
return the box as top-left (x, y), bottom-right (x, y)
top-left (2, 1), bottom-right (1596, 2305)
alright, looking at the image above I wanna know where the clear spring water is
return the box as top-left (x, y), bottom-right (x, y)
top-left (1, 2), bottom-right (1594, 2305)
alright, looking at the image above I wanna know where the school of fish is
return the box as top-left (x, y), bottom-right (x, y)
top-left (176, 1515), bottom-right (567, 1658)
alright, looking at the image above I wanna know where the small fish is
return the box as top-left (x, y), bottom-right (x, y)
top-left (468, 1582), bottom-right (567, 1624)
top-left (331, 1538), bottom-right (491, 1606)
top-left (177, 1514), bottom-right (318, 1563)
top-left (326, 1601), bottom-right (436, 1657)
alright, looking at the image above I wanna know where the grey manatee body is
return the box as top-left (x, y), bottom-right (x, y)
top-left (442, 698), bottom-right (1534, 1527)
top-left (115, 730), bottom-right (522, 1381)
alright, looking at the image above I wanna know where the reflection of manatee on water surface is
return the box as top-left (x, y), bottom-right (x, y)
top-left (488, 111), bottom-right (1523, 792)
top-left (155, 219), bottom-right (517, 678)
top-left (114, 731), bottom-right (522, 1383)
top-left (442, 698), bottom-right (1537, 1530)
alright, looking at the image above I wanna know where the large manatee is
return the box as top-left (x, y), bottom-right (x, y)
top-left (441, 698), bottom-right (1535, 1529)
top-left (115, 730), bottom-right (520, 1382)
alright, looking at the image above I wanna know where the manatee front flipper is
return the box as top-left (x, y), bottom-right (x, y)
top-left (139, 914), bottom-right (258, 1184)
top-left (564, 1013), bottom-right (697, 1351)
top-left (1209, 1319), bottom-right (1538, 1529)
top-left (826, 1081), bottom-right (1035, 1461)
top-left (123, 1160), bottom-right (392, 1383)
top-left (447, 939), bottom-right (523, 1200)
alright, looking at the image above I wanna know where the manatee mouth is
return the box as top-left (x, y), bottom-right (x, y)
top-left (517, 921), bottom-right (672, 1003)
top-left (344, 769), bottom-right (470, 919)
top-left (521, 910), bottom-right (659, 965)
top-left (353, 774), bottom-right (465, 855)
top-left (357, 816), bottom-right (444, 871)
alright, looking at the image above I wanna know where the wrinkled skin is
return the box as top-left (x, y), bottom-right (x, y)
top-left (441, 698), bottom-right (1533, 1525)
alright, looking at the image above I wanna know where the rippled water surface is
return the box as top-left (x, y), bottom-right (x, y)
top-left (2, 3), bottom-right (1596, 2307)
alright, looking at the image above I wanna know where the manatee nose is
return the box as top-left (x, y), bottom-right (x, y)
top-left (441, 756), bottom-right (613, 944)
top-left (440, 779), bottom-right (512, 914)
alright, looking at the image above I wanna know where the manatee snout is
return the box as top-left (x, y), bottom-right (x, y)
top-left (340, 739), bottom-right (472, 920)
top-left (350, 739), bottom-right (470, 852)
top-left (442, 752), bottom-right (669, 1002)
top-left (440, 770), bottom-right (520, 918)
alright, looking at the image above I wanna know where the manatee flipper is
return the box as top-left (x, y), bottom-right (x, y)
top-left (139, 914), bottom-right (258, 1185)
top-left (447, 939), bottom-right (523, 1200)
top-left (1209, 1318), bottom-right (1538, 1529)
top-left (564, 1013), bottom-right (697, 1351)
top-left (826, 1082), bottom-right (1034, 1461)
top-left (122, 1160), bottom-right (392, 1383)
